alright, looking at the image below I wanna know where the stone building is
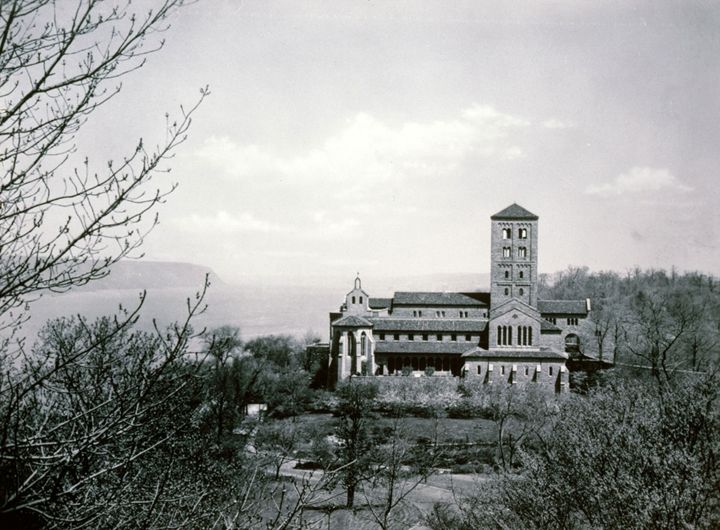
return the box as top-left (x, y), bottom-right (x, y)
top-left (326, 204), bottom-right (591, 392)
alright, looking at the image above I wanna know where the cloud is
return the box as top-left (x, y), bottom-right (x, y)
top-left (630, 230), bottom-right (646, 242)
top-left (170, 211), bottom-right (288, 234)
top-left (586, 167), bottom-right (693, 196)
top-left (542, 118), bottom-right (575, 129)
top-left (192, 104), bottom-right (530, 189)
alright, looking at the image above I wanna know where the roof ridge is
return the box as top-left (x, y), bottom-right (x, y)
top-left (490, 203), bottom-right (538, 220)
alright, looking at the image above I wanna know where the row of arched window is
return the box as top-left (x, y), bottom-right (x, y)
top-left (502, 227), bottom-right (528, 240)
top-left (497, 325), bottom-right (533, 346)
top-left (518, 325), bottom-right (533, 345)
top-left (497, 325), bottom-right (513, 345)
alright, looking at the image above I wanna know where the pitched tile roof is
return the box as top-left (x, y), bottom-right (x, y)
top-left (462, 347), bottom-right (567, 360)
top-left (369, 297), bottom-right (392, 309)
top-left (392, 292), bottom-right (487, 306)
top-left (537, 300), bottom-right (589, 315)
top-left (490, 203), bottom-right (538, 220)
top-left (374, 341), bottom-right (474, 355)
top-left (332, 315), bottom-right (373, 327)
top-left (369, 318), bottom-right (487, 332)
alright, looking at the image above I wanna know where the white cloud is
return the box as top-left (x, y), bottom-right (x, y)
top-left (586, 167), bottom-right (693, 196)
top-left (542, 118), bottom-right (575, 129)
top-left (316, 218), bottom-right (362, 238)
top-left (170, 211), bottom-right (288, 234)
top-left (192, 104), bottom-right (530, 188)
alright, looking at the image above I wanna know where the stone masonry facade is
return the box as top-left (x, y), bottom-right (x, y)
top-left (326, 204), bottom-right (591, 392)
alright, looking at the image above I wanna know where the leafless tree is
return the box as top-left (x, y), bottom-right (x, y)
top-left (625, 289), bottom-right (704, 388)
top-left (203, 325), bottom-right (243, 442)
top-left (0, 1), bottom-right (217, 526)
top-left (362, 413), bottom-right (442, 530)
top-left (0, 0), bottom-right (206, 346)
top-left (0, 279), bottom-right (211, 528)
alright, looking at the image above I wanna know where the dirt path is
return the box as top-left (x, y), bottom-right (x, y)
top-left (278, 460), bottom-right (486, 529)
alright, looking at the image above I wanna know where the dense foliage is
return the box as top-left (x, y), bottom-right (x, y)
top-left (428, 370), bottom-right (720, 529)
top-left (539, 267), bottom-right (719, 374)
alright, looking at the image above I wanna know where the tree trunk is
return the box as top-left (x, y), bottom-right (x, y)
top-left (346, 483), bottom-right (355, 508)
top-left (497, 418), bottom-right (506, 471)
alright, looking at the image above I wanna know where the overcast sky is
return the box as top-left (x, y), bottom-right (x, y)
top-left (81, 0), bottom-right (720, 286)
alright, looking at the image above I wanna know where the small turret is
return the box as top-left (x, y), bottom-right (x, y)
top-left (344, 273), bottom-right (370, 315)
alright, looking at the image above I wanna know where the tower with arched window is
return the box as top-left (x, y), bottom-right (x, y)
top-left (490, 203), bottom-right (539, 307)
top-left (322, 203), bottom-right (593, 392)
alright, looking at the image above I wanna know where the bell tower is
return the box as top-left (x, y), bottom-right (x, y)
top-left (490, 203), bottom-right (539, 308)
top-left (344, 273), bottom-right (369, 315)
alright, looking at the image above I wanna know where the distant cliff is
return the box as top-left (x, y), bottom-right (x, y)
top-left (72, 260), bottom-right (224, 291)
top-left (20, 263), bottom-right (491, 347)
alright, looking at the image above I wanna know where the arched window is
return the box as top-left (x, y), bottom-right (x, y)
top-left (504, 287), bottom-right (509, 295)
top-left (519, 288), bottom-right (524, 296)
top-left (504, 270), bottom-right (509, 279)
top-left (498, 325), bottom-right (516, 346)
top-left (565, 333), bottom-right (580, 353)
top-left (513, 326), bottom-right (534, 346)
top-left (352, 296), bottom-right (356, 304)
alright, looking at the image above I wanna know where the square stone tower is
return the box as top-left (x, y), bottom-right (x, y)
top-left (490, 203), bottom-right (539, 308)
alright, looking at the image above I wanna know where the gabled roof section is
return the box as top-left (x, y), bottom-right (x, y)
top-left (369, 318), bottom-right (487, 333)
top-left (537, 300), bottom-right (589, 315)
top-left (462, 347), bottom-right (567, 360)
top-left (332, 315), bottom-right (373, 328)
top-left (540, 320), bottom-right (562, 332)
top-left (393, 292), bottom-right (487, 307)
top-left (489, 297), bottom-right (540, 320)
top-left (374, 342), bottom-right (473, 355)
top-left (369, 297), bottom-right (392, 309)
top-left (491, 203), bottom-right (538, 221)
